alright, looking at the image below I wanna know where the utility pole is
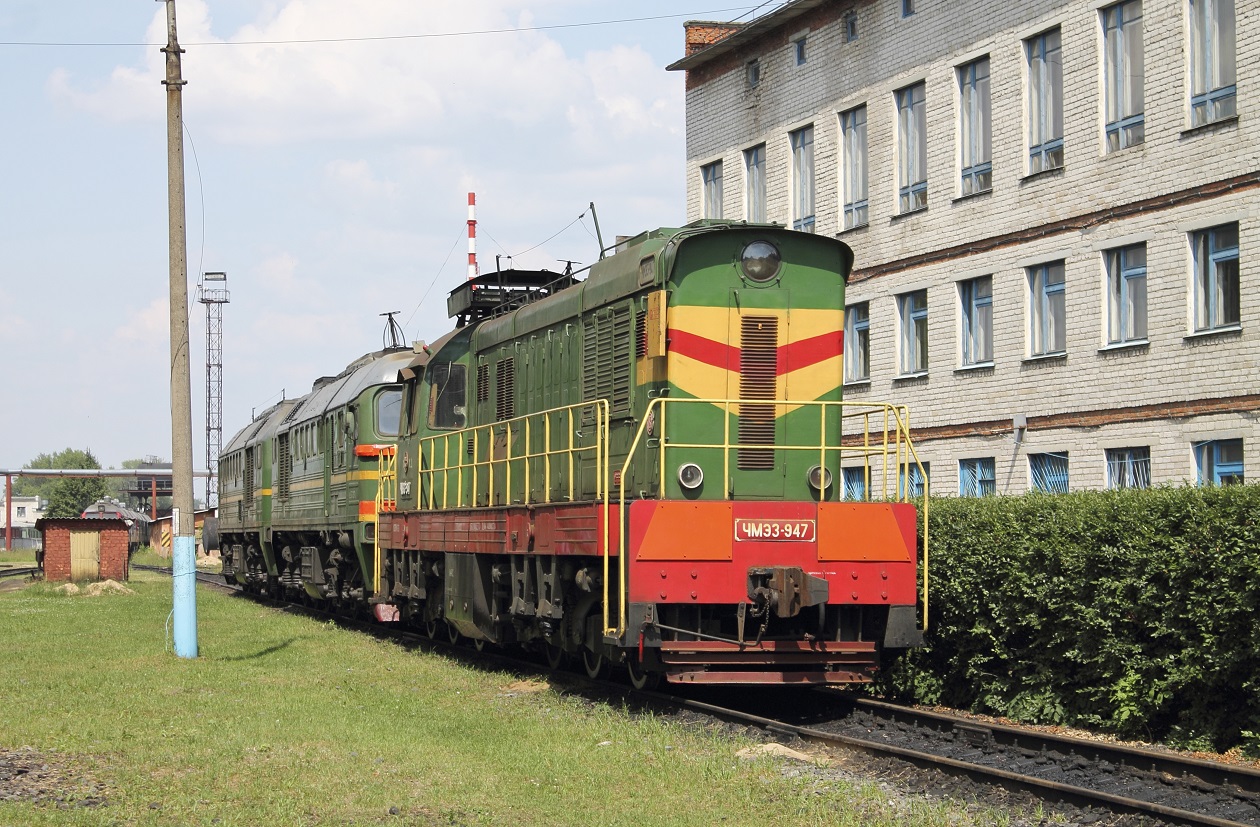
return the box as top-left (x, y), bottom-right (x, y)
top-left (161, 0), bottom-right (197, 659)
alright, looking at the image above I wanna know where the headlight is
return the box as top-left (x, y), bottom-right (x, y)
top-left (678, 462), bottom-right (704, 490)
top-left (741, 241), bottom-right (781, 282)
top-left (807, 465), bottom-right (833, 491)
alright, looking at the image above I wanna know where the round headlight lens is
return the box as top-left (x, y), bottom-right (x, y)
top-left (740, 241), bottom-right (781, 283)
top-left (678, 462), bottom-right (704, 490)
top-left (807, 465), bottom-right (833, 491)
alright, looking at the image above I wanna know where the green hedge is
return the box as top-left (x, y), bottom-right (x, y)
top-left (880, 484), bottom-right (1260, 753)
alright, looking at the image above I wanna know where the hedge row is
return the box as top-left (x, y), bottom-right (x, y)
top-left (880, 484), bottom-right (1260, 753)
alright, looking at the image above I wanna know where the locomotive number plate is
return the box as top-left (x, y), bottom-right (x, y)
top-left (734, 518), bottom-right (816, 542)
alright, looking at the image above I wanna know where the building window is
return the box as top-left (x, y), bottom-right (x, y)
top-left (1189, 0), bottom-right (1236, 126)
top-left (1193, 223), bottom-right (1239, 331)
top-left (842, 467), bottom-right (867, 500)
top-left (1030, 452), bottom-right (1069, 493)
top-left (790, 125), bottom-right (815, 232)
top-left (1105, 243), bottom-right (1147, 344)
top-left (958, 57), bottom-right (991, 195)
top-left (794, 37), bottom-right (807, 65)
top-left (15, 506), bottom-right (26, 518)
top-left (1195, 439), bottom-right (1244, 485)
top-left (701, 161), bottom-right (723, 219)
top-left (960, 275), bottom-right (993, 365)
top-left (898, 289), bottom-right (928, 375)
top-left (1027, 28), bottom-right (1063, 173)
top-left (902, 0), bottom-right (916, 17)
top-left (959, 458), bottom-right (996, 496)
top-left (844, 302), bottom-right (870, 383)
top-left (1028, 261), bottom-right (1066, 356)
top-left (1102, 1), bottom-right (1144, 151)
top-left (1106, 447), bottom-right (1151, 489)
top-left (840, 106), bottom-right (868, 229)
top-left (746, 59), bottom-right (761, 88)
top-left (744, 144), bottom-right (766, 223)
top-left (899, 463), bottom-right (929, 498)
top-left (844, 11), bottom-right (858, 42)
top-left (896, 83), bottom-right (927, 213)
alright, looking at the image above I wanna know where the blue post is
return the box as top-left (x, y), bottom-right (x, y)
top-left (172, 533), bottom-right (198, 658)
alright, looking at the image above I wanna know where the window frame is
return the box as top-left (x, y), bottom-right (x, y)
top-left (899, 462), bottom-right (929, 498)
top-left (960, 275), bottom-right (994, 366)
top-left (1195, 438), bottom-right (1244, 485)
top-left (844, 302), bottom-right (870, 383)
top-left (1026, 28), bottom-right (1064, 173)
top-left (959, 457), bottom-right (996, 496)
top-left (1106, 446), bottom-right (1151, 489)
top-left (1102, 0), bottom-right (1145, 152)
top-left (1105, 243), bottom-right (1148, 345)
top-left (958, 57), bottom-right (992, 196)
top-left (746, 59), bottom-right (761, 88)
top-left (1029, 452), bottom-right (1070, 493)
top-left (1192, 223), bottom-right (1240, 332)
top-left (897, 289), bottom-right (929, 376)
top-left (844, 10), bottom-right (859, 42)
top-left (1188, 0), bottom-right (1236, 127)
top-left (842, 467), bottom-right (868, 501)
top-left (743, 144), bottom-right (766, 223)
top-left (1028, 261), bottom-right (1066, 357)
top-left (896, 83), bottom-right (928, 213)
top-left (790, 125), bottom-right (816, 232)
top-left (794, 36), bottom-right (807, 66)
top-left (701, 160), bottom-right (723, 219)
top-left (840, 105), bottom-right (869, 229)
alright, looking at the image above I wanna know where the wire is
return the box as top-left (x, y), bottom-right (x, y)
top-left (509, 210), bottom-right (588, 259)
top-left (0, 7), bottom-right (760, 48)
top-left (184, 120), bottom-right (206, 307)
top-left (403, 226), bottom-right (466, 333)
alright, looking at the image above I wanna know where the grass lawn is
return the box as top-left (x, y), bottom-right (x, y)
top-left (0, 574), bottom-right (1017, 826)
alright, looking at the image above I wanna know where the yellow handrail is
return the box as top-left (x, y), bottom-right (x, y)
top-left (373, 445), bottom-right (397, 596)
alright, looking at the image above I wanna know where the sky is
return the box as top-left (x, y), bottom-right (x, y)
top-left (0, 1), bottom-right (779, 479)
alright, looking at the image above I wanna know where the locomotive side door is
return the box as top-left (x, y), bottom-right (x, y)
top-left (728, 289), bottom-right (788, 498)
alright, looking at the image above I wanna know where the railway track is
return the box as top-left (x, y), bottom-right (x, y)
top-left (143, 566), bottom-right (1260, 827)
top-left (0, 566), bottom-right (39, 580)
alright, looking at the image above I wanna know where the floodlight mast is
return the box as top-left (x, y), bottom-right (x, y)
top-left (199, 271), bottom-right (229, 506)
top-left (161, 0), bottom-right (197, 659)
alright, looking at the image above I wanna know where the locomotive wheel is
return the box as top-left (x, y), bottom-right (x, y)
top-left (473, 638), bottom-right (486, 652)
top-left (626, 657), bottom-right (661, 692)
top-left (544, 643), bottom-right (566, 671)
top-left (424, 617), bottom-right (440, 639)
top-left (446, 622), bottom-right (461, 645)
top-left (582, 648), bottom-right (609, 680)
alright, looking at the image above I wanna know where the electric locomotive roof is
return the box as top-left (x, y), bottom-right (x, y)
top-left (447, 268), bottom-right (580, 326)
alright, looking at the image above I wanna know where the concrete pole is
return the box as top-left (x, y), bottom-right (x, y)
top-left (161, 0), bottom-right (197, 659)
top-left (4, 474), bottom-right (11, 552)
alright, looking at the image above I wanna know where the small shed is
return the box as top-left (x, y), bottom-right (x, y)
top-left (35, 517), bottom-right (130, 582)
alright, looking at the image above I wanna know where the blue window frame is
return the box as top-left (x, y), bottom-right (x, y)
top-left (902, 0), bottom-right (916, 17)
top-left (960, 275), bottom-right (993, 365)
top-left (790, 125), bottom-right (815, 232)
top-left (1195, 439), bottom-right (1244, 485)
top-left (1193, 223), bottom-right (1240, 331)
top-left (1106, 447), bottom-right (1151, 489)
top-left (794, 37), bottom-right (807, 65)
top-left (746, 59), bottom-right (760, 88)
top-left (1028, 261), bottom-right (1066, 356)
top-left (1106, 244), bottom-right (1147, 344)
top-left (1030, 452), bottom-right (1069, 493)
top-left (744, 144), bottom-right (766, 223)
top-left (842, 467), bottom-right (867, 501)
top-left (896, 83), bottom-right (927, 213)
top-left (1102, 1), bottom-right (1144, 152)
top-left (958, 58), bottom-right (992, 196)
top-left (899, 462), bottom-right (928, 498)
top-left (844, 11), bottom-right (858, 42)
top-left (841, 106), bottom-right (869, 229)
top-left (1027, 28), bottom-right (1064, 173)
top-left (960, 458), bottom-right (996, 496)
top-left (898, 289), bottom-right (928, 375)
top-left (844, 302), bottom-right (870, 383)
top-left (1189, 0), bottom-right (1236, 127)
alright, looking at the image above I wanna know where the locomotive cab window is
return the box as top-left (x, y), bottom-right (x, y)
top-left (376, 388), bottom-right (402, 437)
top-left (428, 362), bottom-right (467, 430)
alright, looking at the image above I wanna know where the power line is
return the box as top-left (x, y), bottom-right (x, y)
top-left (0, 7), bottom-right (760, 48)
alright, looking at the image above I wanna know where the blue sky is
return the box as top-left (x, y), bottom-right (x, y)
top-left (0, 2), bottom-right (773, 477)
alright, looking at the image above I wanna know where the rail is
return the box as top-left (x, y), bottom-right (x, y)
top-left (373, 445), bottom-right (397, 595)
top-left (608, 398), bottom-right (929, 638)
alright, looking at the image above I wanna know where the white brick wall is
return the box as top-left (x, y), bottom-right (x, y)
top-left (679, 0), bottom-right (1260, 492)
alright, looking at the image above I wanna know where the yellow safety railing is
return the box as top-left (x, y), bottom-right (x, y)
top-left (373, 445), bottom-right (397, 596)
top-left (413, 401), bottom-right (611, 512)
top-left (607, 398), bottom-right (929, 638)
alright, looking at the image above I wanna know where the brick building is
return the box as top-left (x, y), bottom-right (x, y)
top-left (36, 518), bottom-right (130, 582)
top-left (669, 0), bottom-right (1257, 495)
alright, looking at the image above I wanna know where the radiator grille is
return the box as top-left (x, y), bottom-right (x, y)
top-left (277, 433), bottom-right (291, 499)
top-left (738, 315), bottom-right (778, 470)
top-left (495, 358), bottom-right (515, 421)
top-left (476, 363), bottom-right (489, 403)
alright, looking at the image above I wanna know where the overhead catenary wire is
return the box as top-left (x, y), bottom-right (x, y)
top-left (0, 7), bottom-right (763, 48)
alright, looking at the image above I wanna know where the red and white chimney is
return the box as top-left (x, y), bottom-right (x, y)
top-left (467, 192), bottom-right (478, 280)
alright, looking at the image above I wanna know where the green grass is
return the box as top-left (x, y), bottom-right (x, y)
top-left (0, 548), bottom-right (37, 565)
top-left (0, 575), bottom-right (1017, 826)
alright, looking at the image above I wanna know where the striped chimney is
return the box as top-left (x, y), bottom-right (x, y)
top-left (467, 192), bottom-right (478, 280)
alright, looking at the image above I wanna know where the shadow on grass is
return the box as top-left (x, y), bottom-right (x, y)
top-left (215, 637), bottom-right (305, 662)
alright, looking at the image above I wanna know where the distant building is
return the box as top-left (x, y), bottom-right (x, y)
top-left (1, 495), bottom-right (45, 550)
top-left (670, 0), bottom-right (1256, 494)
